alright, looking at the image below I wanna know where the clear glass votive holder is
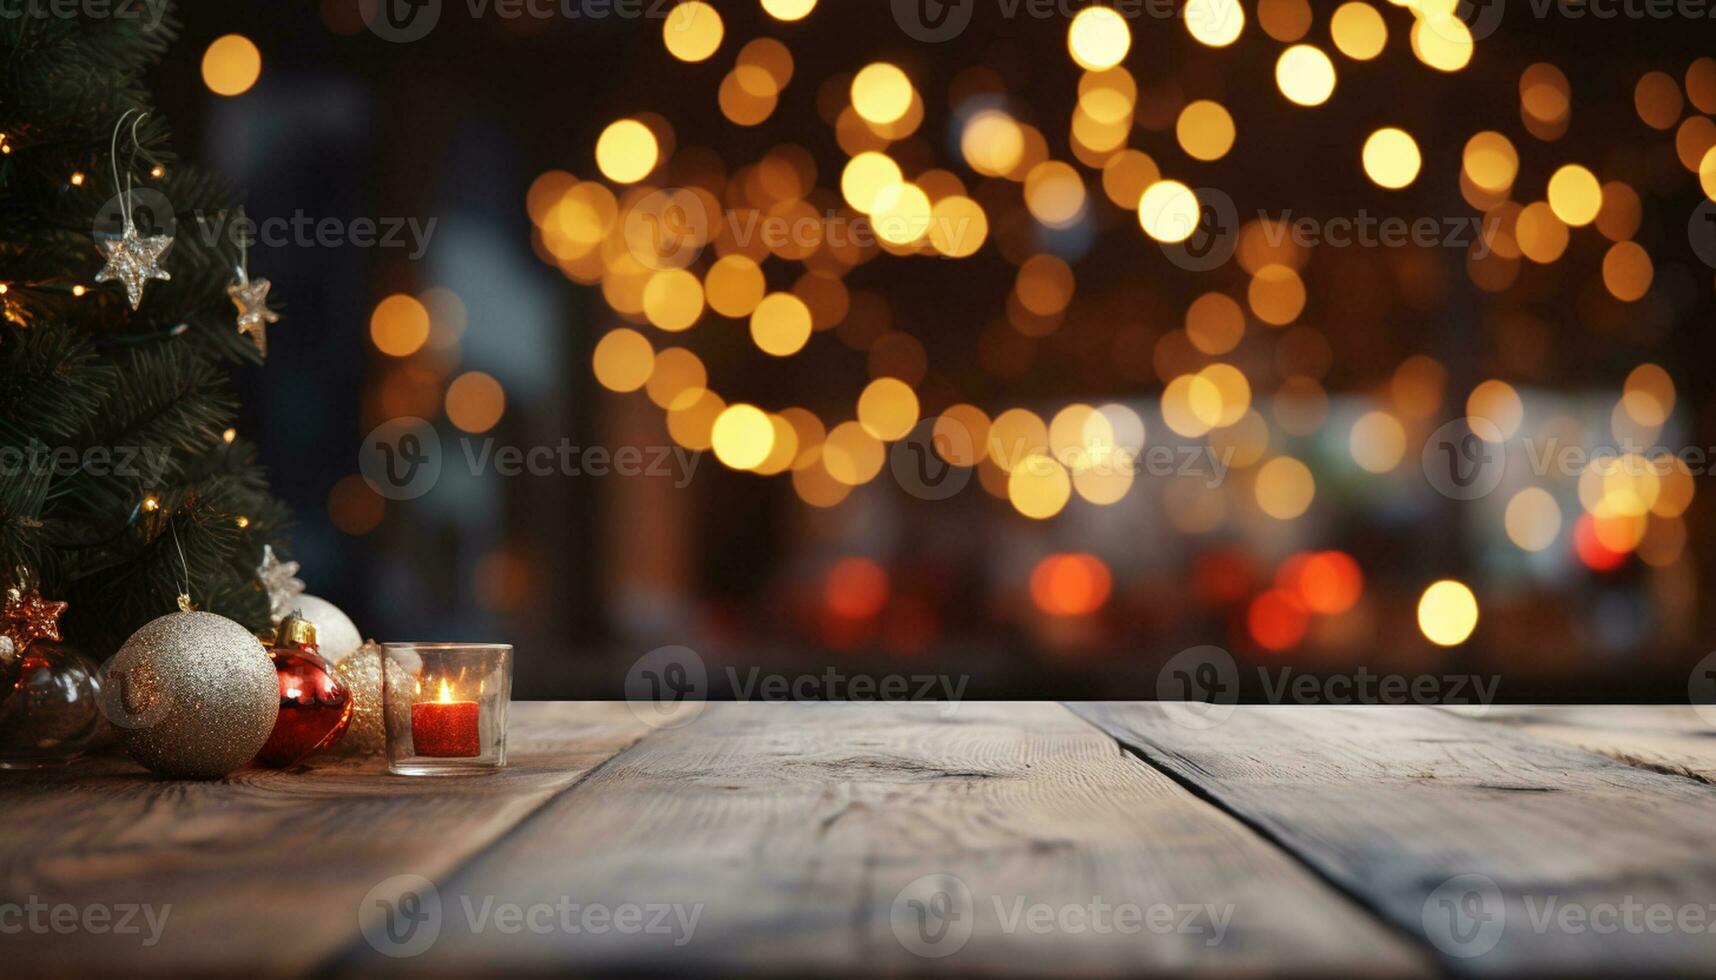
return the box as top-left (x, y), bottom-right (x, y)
top-left (381, 643), bottom-right (511, 776)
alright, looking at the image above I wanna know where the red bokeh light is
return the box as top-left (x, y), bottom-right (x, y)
top-left (824, 557), bottom-right (890, 620)
top-left (1574, 514), bottom-right (1628, 572)
top-left (1029, 553), bottom-right (1113, 617)
top-left (1279, 550), bottom-right (1364, 615)
top-left (1247, 588), bottom-right (1310, 652)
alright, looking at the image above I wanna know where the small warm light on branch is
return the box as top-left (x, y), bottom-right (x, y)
top-left (71, 285), bottom-right (86, 297)
top-left (222, 427), bottom-right (237, 444)
top-left (70, 172), bottom-right (85, 186)
top-left (141, 495), bottom-right (160, 512)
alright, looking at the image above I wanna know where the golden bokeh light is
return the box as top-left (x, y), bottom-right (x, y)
top-left (1622, 363), bottom-right (1675, 427)
top-left (592, 328), bottom-right (655, 393)
top-left (1349, 410), bottom-right (1407, 473)
top-left (1546, 164), bottom-right (1602, 226)
top-left (1138, 180), bottom-right (1200, 243)
top-left (750, 293), bottom-right (814, 356)
top-left (1024, 161), bottom-right (1087, 227)
top-left (1185, 0), bottom-right (1245, 47)
top-left (711, 403), bottom-right (776, 470)
top-left (1418, 580), bottom-right (1478, 646)
top-left (202, 34), bottom-right (261, 97)
top-left (1176, 100), bottom-right (1236, 160)
top-left (1602, 241), bottom-right (1653, 302)
top-left (856, 377), bottom-right (919, 441)
top-left (1330, 2), bottom-right (1387, 60)
top-left (1009, 455), bottom-right (1073, 519)
top-left (642, 268), bottom-right (706, 332)
top-left (760, 0), bottom-right (816, 20)
top-left (1247, 264), bottom-right (1307, 326)
top-left (1505, 487), bottom-right (1562, 552)
top-left (1255, 456), bottom-right (1315, 520)
top-left (662, 1), bottom-right (723, 63)
top-left (1186, 292), bottom-right (1245, 355)
top-left (1462, 131), bottom-right (1518, 192)
top-left (841, 151), bottom-right (902, 214)
top-left (645, 347), bottom-right (707, 410)
top-left (705, 254), bottom-right (767, 318)
top-left (1466, 379), bottom-right (1523, 441)
top-left (851, 62), bottom-right (914, 125)
top-left (595, 119), bottom-right (659, 184)
top-left (1066, 7), bottom-right (1131, 71)
top-left (370, 294), bottom-right (431, 357)
top-left (823, 421), bottom-right (885, 485)
top-left (1362, 127), bottom-right (1421, 189)
top-left (1276, 45), bottom-right (1337, 106)
top-left (446, 371), bottom-right (506, 434)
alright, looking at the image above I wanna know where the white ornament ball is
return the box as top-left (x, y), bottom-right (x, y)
top-left (291, 594), bottom-right (362, 663)
top-left (106, 611), bottom-right (279, 780)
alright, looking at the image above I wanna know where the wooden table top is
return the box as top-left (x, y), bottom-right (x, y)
top-left (4, 702), bottom-right (1715, 977)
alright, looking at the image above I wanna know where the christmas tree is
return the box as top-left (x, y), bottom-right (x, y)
top-left (0, 2), bottom-right (289, 654)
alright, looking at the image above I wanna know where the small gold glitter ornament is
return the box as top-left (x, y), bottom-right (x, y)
top-left (105, 605), bottom-right (278, 779)
top-left (330, 640), bottom-right (400, 756)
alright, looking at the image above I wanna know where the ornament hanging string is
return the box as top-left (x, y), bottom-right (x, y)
top-left (169, 519), bottom-right (195, 612)
top-left (108, 109), bottom-right (157, 234)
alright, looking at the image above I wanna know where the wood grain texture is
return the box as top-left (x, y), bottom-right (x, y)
top-left (342, 702), bottom-right (1429, 977)
top-left (1444, 705), bottom-right (1716, 784)
top-left (1071, 704), bottom-right (1716, 976)
top-left (0, 702), bottom-right (664, 978)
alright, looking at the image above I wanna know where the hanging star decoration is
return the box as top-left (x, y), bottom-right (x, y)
top-left (228, 266), bottom-right (280, 357)
top-left (2, 584), bottom-right (68, 652)
top-left (94, 219), bottom-right (173, 310)
top-left (257, 545), bottom-right (305, 624)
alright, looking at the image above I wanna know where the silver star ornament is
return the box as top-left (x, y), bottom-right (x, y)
top-left (94, 222), bottom-right (173, 310)
top-left (257, 545), bottom-right (306, 624)
top-left (228, 267), bottom-right (280, 357)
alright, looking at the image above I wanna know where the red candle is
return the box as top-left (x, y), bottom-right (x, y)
top-left (411, 680), bottom-right (481, 758)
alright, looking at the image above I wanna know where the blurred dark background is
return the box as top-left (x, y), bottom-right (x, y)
top-left (154, 0), bottom-right (1716, 700)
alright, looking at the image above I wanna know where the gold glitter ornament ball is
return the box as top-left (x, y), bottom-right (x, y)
top-left (330, 641), bottom-right (406, 756)
top-left (108, 611), bottom-right (279, 779)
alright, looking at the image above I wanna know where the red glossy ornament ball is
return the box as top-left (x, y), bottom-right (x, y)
top-left (257, 614), bottom-right (352, 769)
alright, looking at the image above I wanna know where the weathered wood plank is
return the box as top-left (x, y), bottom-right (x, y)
top-left (1071, 704), bottom-right (1716, 976)
top-left (1443, 705), bottom-right (1716, 784)
top-left (340, 702), bottom-right (1430, 976)
top-left (0, 701), bottom-right (665, 978)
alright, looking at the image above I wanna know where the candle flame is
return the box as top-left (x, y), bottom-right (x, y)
top-left (437, 678), bottom-right (455, 704)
